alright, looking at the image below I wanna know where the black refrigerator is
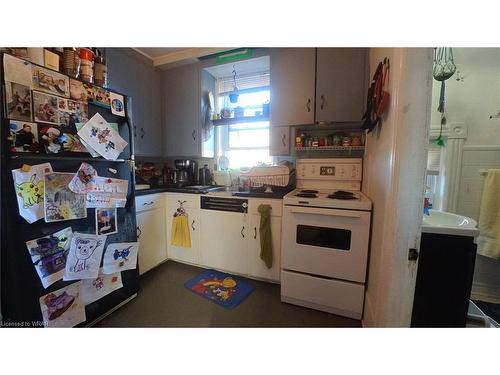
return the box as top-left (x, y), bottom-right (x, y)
top-left (0, 52), bottom-right (140, 327)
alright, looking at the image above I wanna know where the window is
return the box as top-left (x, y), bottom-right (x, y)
top-left (215, 85), bottom-right (272, 169)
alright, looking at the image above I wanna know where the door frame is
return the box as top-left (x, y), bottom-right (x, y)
top-left (362, 48), bottom-right (434, 327)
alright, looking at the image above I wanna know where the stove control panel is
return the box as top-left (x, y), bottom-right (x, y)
top-left (297, 158), bottom-right (362, 181)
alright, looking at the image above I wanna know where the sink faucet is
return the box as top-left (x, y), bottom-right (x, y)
top-left (423, 197), bottom-right (430, 216)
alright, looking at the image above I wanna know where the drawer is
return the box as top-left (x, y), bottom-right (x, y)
top-left (281, 270), bottom-right (364, 319)
top-left (166, 193), bottom-right (200, 209)
top-left (135, 193), bottom-right (165, 212)
top-left (248, 198), bottom-right (283, 217)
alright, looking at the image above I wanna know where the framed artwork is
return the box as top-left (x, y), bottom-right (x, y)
top-left (5, 81), bottom-right (32, 121)
top-left (33, 91), bottom-right (59, 125)
top-left (9, 120), bottom-right (39, 153)
top-left (44, 172), bottom-right (87, 222)
top-left (32, 65), bottom-right (69, 97)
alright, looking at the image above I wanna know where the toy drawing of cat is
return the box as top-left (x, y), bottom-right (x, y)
top-left (16, 174), bottom-right (43, 208)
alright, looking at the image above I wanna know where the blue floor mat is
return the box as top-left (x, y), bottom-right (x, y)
top-left (185, 269), bottom-right (255, 309)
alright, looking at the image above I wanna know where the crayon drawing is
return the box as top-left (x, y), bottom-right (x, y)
top-left (12, 162), bottom-right (53, 223)
top-left (64, 232), bottom-right (106, 280)
top-left (25, 227), bottom-right (73, 288)
top-left (103, 242), bottom-right (139, 274)
top-left (39, 282), bottom-right (85, 327)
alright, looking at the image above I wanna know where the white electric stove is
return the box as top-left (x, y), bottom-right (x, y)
top-left (281, 158), bottom-right (372, 320)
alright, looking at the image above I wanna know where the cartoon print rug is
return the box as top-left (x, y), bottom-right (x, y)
top-left (184, 269), bottom-right (255, 309)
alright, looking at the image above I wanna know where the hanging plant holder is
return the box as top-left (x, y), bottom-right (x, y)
top-left (432, 48), bottom-right (456, 147)
top-left (229, 65), bottom-right (239, 103)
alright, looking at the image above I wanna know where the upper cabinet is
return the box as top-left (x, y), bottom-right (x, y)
top-left (269, 48), bottom-right (367, 127)
top-left (106, 48), bottom-right (163, 157)
top-left (270, 48), bottom-right (316, 127)
top-left (162, 64), bottom-right (215, 158)
top-left (316, 48), bottom-right (367, 123)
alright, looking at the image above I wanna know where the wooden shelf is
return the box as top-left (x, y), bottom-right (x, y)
top-left (295, 145), bottom-right (365, 151)
top-left (212, 115), bottom-right (269, 126)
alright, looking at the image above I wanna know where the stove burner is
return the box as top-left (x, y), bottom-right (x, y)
top-left (300, 189), bottom-right (319, 194)
top-left (295, 193), bottom-right (317, 198)
top-left (328, 190), bottom-right (357, 200)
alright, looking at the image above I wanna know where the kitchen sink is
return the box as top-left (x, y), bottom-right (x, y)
top-left (421, 209), bottom-right (480, 237)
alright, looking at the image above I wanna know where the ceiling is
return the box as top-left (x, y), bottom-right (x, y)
top-left (133, 47), bottom-right (231, 69)
top-left (204, 55), bottom-right (270, 79)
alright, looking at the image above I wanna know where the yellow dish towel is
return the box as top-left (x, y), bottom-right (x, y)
top-left (171, 214), bottom-right (192, 248)
top-left (477, 169), bottom-right (500, 259)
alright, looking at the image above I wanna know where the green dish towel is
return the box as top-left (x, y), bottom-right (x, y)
top-left (258, 204), bottom-right (273, 269)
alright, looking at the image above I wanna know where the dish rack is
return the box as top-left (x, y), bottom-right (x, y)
top-left (244, 169), bottom-right (296, 193)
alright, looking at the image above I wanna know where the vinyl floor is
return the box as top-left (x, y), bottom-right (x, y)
top-left (96, 260), bottom-right (361, 328)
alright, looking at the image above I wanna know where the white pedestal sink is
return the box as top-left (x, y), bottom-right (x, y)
top-left (422, 209), bottom-right (480, 237)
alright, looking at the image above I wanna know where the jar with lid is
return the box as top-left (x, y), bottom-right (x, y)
top-left (63, 47), bottom-right (80, 78)
top-left (78, 48), bottom-right (94, 83)
top-left (94, 55), bottom-right (108, 87)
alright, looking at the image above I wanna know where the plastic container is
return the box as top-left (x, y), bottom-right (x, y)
top-left (93, 55), bottom-right (107, 87)
top-left (79, 48), bottom-right (94, 83)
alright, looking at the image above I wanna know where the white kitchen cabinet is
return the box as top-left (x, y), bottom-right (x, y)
top-left (269, 126), bottom-right (290, 156)
top-left (247, 199), bottom-right (282, 282)
top-left (199, 210), bottom-right (249, 275)
top-left (166, 194), bottom-right (201, 265)
top-left (166, 205), bottom-right (201, 265)
top-left (248, 214), bottom-right (282, 282)
top-left (135, 194), bottom-right (167, 275)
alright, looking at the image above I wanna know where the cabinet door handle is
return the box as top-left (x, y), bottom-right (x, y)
top-left (254, 227), bottom-right (257, 239)
top-left (281, 133), bottom-right (287, 147)
top-left (320, 94), bottom-right (325, 110)
top-left (140, 127), bottom-right (145, 139)
top-left (136, 226), bottom-right (142, 239)
top-left (192, 129), bottom-right (196, 141)
top-left (191, 220), bottom-right (195, 231)
top-left (241, 226), bottom-right (245, 238)
top-left (143, 201), bottom-right (154, 206)
top-left (306, 98), bottom-right (311, 112)
top-left (134, 125), bottom-right (137, 137)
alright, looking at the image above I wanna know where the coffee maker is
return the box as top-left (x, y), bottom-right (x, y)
top-left (174, 159), bottom-right (198, 187)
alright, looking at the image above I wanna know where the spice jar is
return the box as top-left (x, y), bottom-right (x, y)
top-left (332, 134), bottom-right (342, 146)
top-left (63, 47), bottom-right (80, 78)
top-left (94, 55), bottom-right (108, 87)
top-left (79, 48), bottom-right (94, 83)
top-left (342, 136), bottom-right (352, 147)
top-left (351, 135), bottom-right (362, 146)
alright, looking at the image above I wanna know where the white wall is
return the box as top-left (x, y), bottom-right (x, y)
top-left (430, 48), bottom-right (500, 146)
top-left (362, 48), bottom-right (432, 327)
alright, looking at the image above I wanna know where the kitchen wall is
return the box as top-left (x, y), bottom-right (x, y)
top-left (362, 48), bottom-right (432, 327)
top-left (430, 48), bottom-right (500, 146)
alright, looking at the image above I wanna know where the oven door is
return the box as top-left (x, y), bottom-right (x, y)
top-left (282, 205), bottom-right (371, 283)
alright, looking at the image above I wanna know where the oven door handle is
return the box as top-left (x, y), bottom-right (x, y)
top-left (289, 207), bottom-right (362, 218)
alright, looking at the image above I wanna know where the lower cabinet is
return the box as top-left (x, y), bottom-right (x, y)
top-left (166, 193), bottom-right (201, 265)
top-left (248, 213), bottom-right (282, 281)
top-left (161, 193), bottom-right (282, 282)
top-left (199, 210), bottom-right (249, 275)
top-left (135, 194), bottom-right (168, 275)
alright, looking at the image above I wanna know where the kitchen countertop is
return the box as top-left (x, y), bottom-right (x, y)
top-left (135, 186), bottom-right (287, 199)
